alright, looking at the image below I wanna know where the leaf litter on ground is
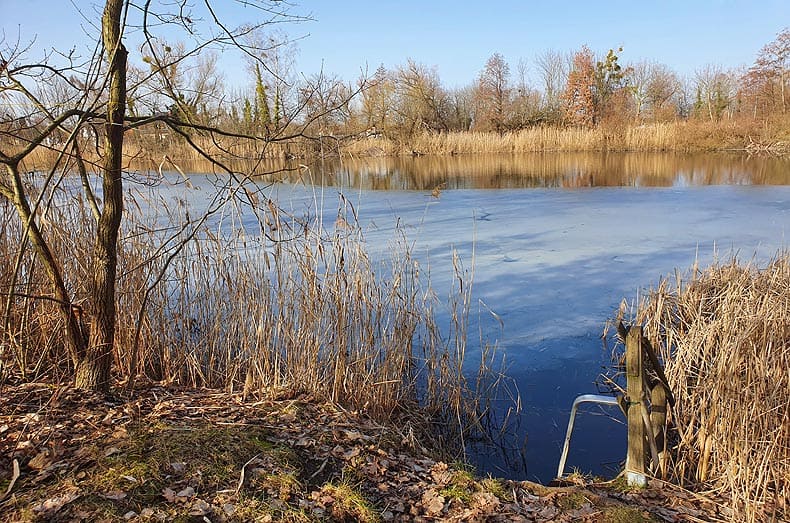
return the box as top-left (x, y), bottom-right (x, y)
top-left (0, 383), bottom-right (729, 522)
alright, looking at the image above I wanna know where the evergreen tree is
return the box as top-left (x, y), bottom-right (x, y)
top-left (254, 63), bottom-right (271, 129)
top-left (242, 98), bottom-right (253, 130)
top-left (273, 87), bottom-right (282, 129)
top-left (594, 47), bottom-right (627, 121)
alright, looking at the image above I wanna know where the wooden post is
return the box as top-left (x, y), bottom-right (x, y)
top-left (625, 326), bottom-right (647, 487)
top-left (650, 383), bottom-right (668, 479)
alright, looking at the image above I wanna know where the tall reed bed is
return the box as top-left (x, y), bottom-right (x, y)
top-left (613, 254), bottom-right (789, 522)
top-left (343, 118), bottom-right (789, 157)
top-left (21, 132), bottom-right (317, 174)
top-left (0, 175), bottom-right (507, 446)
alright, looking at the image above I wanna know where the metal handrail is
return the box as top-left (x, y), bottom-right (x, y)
top-left (556, 394), bottom-right (621, 478)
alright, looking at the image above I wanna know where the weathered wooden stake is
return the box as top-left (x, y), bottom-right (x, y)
top-left (651, 383), bottom-right (668, 478)
top-left (625, 325), bottom-right (647, 487)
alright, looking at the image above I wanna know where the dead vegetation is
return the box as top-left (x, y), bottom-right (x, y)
top-left (0, 384), bottom-right (724, 522)
top-left (610, 252), bottom-right (790, 522)
top-left (0, 177), bottom-right (502, 442)
top-left (0, 171), bottom-right (519, 463)
top-left (21, 115), bottom-right (790, 175)
top-left (341, 117), bottom-right (790, 157)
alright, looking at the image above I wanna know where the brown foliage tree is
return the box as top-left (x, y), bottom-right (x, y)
top-left (563, 46), bottom-right (596, 126)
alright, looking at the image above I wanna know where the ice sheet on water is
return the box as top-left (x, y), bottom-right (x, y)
top-left (158, 174), bottom-right (789, 482)
top-left (321, 184), bottom-right (788, 481)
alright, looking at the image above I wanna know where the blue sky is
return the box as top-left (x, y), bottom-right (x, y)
top-left (1, 0), bottom-right (787, 89)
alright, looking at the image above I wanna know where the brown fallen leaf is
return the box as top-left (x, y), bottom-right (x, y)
top-left (162, 487), bottom-right (177, 502)
top-left (421, 490), bottom-right (445, 516)
top-left (189, 498), bottom-right (211, 516)
top-left (342, 447), bottom-right (361, 459)
top-left (340, 429), bottom-right (366, 441)
top-left (102, 409), bottom-right (117, 425)
top-left (23, 413), bottom-right (41, 424)
top-left (31, 490), bottom-right (80, 513)
top-left (28, 450), bottom-right (52, 470)
top-left (471, 491), bottom-right (500, 510)
top-left (101, 490), bottom-right (127, 500)
top-left (176, 486), bottom-right (196, 500)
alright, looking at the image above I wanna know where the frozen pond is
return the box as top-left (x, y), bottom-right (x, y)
top-left (171, 152), bottom-right (790, 483)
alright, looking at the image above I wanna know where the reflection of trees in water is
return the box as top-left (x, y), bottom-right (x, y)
top-left (290, 152), bottom-right (789, 190)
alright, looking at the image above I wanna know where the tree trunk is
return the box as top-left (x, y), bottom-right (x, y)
top-left (4, 164), bottom-right (88, 368)
top-left (75, 0), bottom-right (126, 391)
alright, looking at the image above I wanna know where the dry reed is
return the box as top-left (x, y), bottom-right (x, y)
top-left (0, 174), bottom-right (508, 451)
top-left (342, 117), bottom-right (790, 157)
top-left (21, 116), bottom-right (789, 174)
top-left (612, 253), bottom-right (790, 522)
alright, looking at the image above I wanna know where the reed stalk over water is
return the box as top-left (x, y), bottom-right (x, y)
top-left (611, 253), bottom-right (790, 522)
top-left (0, 175), bottom-right (511, 450)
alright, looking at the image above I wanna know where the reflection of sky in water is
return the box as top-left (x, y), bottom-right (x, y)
top-left (150, 161), bottom-right (789, 484)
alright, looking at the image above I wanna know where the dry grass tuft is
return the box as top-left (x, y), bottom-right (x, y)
top-left (613, 253), bottom-right (790, 522)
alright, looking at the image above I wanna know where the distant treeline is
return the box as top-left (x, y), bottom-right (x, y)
top-left (16, 27), bottom-right (790, 165)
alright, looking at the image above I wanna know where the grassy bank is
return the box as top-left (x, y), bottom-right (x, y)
top-left (611, 252), bottom-right (790, 522)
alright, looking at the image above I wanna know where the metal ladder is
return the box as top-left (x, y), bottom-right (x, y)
top-left (556, 394), bottom-right (621, 478)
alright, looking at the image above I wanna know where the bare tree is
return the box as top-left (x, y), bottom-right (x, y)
top-left (474, 53), bottom-right (511, 133)
top-left (393, 59), bottom-right (449, 136)
top-left (445, 85), bottom-right (474, 132)
top-left (298, 70), bottom-right (355, 156)
top-left (535, 49), bottom-right (568, 124)
top-left (0, 1), bottom-right (340, 392)
top-left (511, 58), bottom-right (541, 128)
top-left (694, 65), bottom-right (736, 121)
top-left (359, 64), bottom-right (396, 133)
top-left (628, 60), bottom-right (680, 121)
top-left (645, 63), bottom-right (680, 120)
top-left (743, 27), bottom-right (789, 116)
top-left (139, 41), bottom-right (225, 124)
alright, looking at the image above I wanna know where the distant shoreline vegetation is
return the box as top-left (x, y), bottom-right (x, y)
top-left (18, 28), bottom-right (790, 170)
top-left (342, 119), bottom-right (789, 157)
top-left (22, 118), bottom-right (790, 173)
